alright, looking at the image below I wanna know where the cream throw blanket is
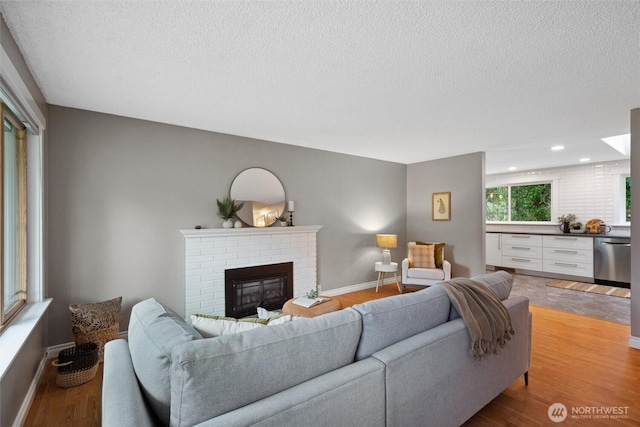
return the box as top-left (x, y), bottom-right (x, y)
top-left (439, 278), bottom-right (515, 360)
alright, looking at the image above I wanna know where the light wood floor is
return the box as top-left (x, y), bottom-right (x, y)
top-left (24, 285), bottom-right (639, 426)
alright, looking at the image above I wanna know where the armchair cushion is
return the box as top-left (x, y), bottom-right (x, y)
top-left (407, 267), bottom-right (445, 281)
top-left (408, 243), bottom-right (435, 268)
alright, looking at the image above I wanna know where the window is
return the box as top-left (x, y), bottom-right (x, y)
top-left (1, 101), bottom-right (28, 329)
top-left (486, 187), bottom-right (508, 221)
top-left (486, 183), bottom-right (551, 222)
top-left (626, 176), bottom-right (631, 222)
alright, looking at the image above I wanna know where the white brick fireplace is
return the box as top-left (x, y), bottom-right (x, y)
top-left (181, 226), bottom-right (322, 318)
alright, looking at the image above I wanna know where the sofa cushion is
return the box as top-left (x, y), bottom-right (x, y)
top-left (128, 298), bottom-right (202, 426)
top-left (352, 285), bottom-right (451, 360)
top-left (407, 267), bottom-right (445, 280)
top-left (408, 242), bottom-right (436, 268)
top-left (170, 308), bottom-right (363, 426)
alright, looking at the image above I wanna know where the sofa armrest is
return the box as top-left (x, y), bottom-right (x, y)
top-left (442, 260), bottom-right (452, 280)
top-left (102, 339), bottom-right (158, 427)
top-left (371, 295), bottom-right (531, 427)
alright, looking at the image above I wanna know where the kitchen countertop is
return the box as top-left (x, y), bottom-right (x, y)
top-left (487, 230), bottom-right (631, 239)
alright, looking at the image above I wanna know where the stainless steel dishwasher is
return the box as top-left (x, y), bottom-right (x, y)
top-left (593, 237), bottom-right (631, 288)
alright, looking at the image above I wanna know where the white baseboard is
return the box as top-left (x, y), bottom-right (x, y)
top-left (629, 335), bottom-right (640, 350)
top-left (320, 277), bottom-right (400, 297)
top-left (13, 354), bottom-right (48, 427)
top-left (46, 330), bottom-right (128, 359)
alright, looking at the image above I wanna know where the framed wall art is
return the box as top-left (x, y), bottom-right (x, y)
top-left (432, 192), bottom-right (451, 221)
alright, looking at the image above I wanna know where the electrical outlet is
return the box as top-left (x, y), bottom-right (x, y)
top-left (317, 284), bottom-right (322, 294)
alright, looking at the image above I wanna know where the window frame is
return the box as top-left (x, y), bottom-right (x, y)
top-left (613, 173), bottom-right (631, 226)
top-left (486, 180), bottom-right (555, 224)
top-left (1, 101), bottom-right (28, 330)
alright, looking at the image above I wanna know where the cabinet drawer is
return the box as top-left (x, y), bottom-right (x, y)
top-left (543, 235), bottom-right (592, 250)
top-left (501, 255), bottom-right (543, 271)
top-left (501, 234), bottom-right (543, 246)
top-left (543, 260), bottom-right (593, 278)
top-left (543, 247), bottom-right (594, 264)
top-left (502, 244), bottom-right (543, 259)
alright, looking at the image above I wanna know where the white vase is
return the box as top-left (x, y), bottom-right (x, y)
top-left (222, 219), bottom-right (233, 228)
top-left (280, 221), bottom-right (287, 227)
top-left (234, 220), bottom-right (243, 228)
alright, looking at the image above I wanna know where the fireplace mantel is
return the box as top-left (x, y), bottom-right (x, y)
top-left (181, 225), bottom-right (322, 319)
top-left (180, 225), bottom-right (323, 238)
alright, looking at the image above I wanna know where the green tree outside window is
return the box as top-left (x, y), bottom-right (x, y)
top-left (626, 177), bottom-right (631, 222)
top-left (486, 183), bottom-right (551, 222)
top-left (486, 187), bottom-right (508, 221)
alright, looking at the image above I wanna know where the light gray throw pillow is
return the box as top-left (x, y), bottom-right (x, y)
top-left (128, 298), bottom-right (202, 425)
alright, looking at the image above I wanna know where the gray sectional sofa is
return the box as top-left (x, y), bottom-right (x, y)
top-left (102, 271), bottom-right (531, 427)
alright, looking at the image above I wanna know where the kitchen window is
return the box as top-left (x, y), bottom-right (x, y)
top-left (486, 183), bottom-right (551, 222)
top-left (625, 176), bottom-right (631, 222)
top-left (1, 101), bottom-right (28, 330)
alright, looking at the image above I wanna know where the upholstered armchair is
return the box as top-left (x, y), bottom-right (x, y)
top-left (401, 242), bottom-right (451, 291)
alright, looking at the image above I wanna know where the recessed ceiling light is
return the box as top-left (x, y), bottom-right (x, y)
top-left (551, 145), bottom-right (565, 151)
top-left (601, 134), bottom-right (630, 156)
top-left (508, 166), bottom-right (517, 171)
top-left (579, 158), bottom-right (590, 162)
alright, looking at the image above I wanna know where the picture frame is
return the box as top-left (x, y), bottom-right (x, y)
top-left (432, 192), bottom-right (451, 221)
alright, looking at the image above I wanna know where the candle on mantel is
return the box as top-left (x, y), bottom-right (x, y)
top-left (288, 201), bottom-right (295, 212)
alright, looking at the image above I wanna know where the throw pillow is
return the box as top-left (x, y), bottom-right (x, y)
top-left (267, 314), bottom-right (293, 325)
top-left (191, 315), bottom-right (268, 338)
top-left (256, 306), bottom-right (279, 319)
top-left (256, 307), bottom-right (298, 324)
top-left (416, 241), bottom-right (445, 268)
top-left (408, 242), bottom-right (436, 269)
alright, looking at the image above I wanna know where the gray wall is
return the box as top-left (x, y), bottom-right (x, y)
top-left (407, 152), bottom-right (486, 278)
top-left (631, 108), bottom-right (639, 343)
top-left (46, 106), bottom-right (407, 346)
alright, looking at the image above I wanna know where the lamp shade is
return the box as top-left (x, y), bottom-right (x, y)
top-left (376, 234), bottom-right (397, 249)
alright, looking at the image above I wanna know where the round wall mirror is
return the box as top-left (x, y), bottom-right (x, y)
top-left (230, 168), bottom-right (286, 227)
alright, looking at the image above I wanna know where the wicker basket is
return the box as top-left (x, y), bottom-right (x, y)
top-left (53, 342), bottom-right (99, 388)
top-left (69, 296), bottom-right (122, 363)
top-left (73, 322), bottom-right (119, 363)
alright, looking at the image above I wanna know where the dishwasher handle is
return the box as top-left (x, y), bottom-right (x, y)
top-left (600, 242), bottom-right (631, 247)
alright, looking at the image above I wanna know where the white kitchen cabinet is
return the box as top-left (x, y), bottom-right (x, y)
top-left (486, 232), bottom-right (595, 280)
top-left (542, 235), bottom-right (593, 279)
top-left (501, 234), bottom-right (543, 270)
top-left (501, 234), bottom-right (543, 246)
top-left (542, 235), bottom-right (593, 251)
top-left (486, 233), bottom-right (502, 266)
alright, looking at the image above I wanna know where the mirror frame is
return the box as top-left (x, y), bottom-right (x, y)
top-left (229, 167), bottom-right (286, 227)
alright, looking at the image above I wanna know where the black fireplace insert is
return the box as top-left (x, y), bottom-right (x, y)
top-left (225, 262), bottom-right (293, 318)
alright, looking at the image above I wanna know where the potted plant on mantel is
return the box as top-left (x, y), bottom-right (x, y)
top-left (558, 213), bottom-right (577, 233)
top-left (277, 214), bottom-right (288, 226)
top-left (217, 197), bottom-right (244, 228)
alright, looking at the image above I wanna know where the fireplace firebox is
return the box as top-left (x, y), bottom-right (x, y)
top-left (225, 262), bottom-right (293, 318)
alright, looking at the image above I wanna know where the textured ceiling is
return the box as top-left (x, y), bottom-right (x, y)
top-left (1, 1), bottom-right (638, 174)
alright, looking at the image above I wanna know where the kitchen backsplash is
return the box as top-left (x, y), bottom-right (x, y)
top-left (486, 159), bottom-right (630, 227)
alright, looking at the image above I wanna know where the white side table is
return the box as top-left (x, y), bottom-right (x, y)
top-left (375, 261), bottom-right (401, 293)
